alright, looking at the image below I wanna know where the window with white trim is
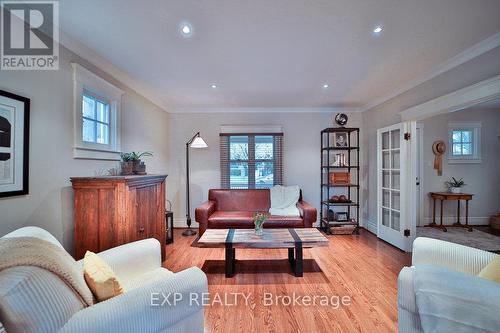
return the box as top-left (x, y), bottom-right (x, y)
top-left (219, 125), bottom-right (284, 189)
top-left (448, 122), bottom-right (481, 163)
top-left (72, 63), bottom-right (124, 160)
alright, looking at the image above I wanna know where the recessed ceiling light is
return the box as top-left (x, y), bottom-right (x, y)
top-left (373, 26), bottom-right (383, 34)
top-left (210, 84), bottom-right (218, 89)
top-left (179, 22), bottom-right (193, 37)
top-left (322, 84), bottom-right (329, 89)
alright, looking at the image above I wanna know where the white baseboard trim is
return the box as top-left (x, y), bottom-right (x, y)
top-left (420, 216), bottom-right (489, 226)
top-left (365, 219), bottom-right (378, 235)
top-left (174, 218), bottom-right (198, 228)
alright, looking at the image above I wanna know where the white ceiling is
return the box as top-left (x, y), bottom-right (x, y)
top-left (59, 0), bottom-right (500, 110)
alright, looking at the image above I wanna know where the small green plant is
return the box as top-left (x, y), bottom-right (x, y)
top-left (129, 151), bottom-right (153, 161)
top-left (445, 177), bottom-right (465, 188)
top-left (253, 212), bottom-right (269, 236)
top-left (120, 152), bottom-right (133, 162)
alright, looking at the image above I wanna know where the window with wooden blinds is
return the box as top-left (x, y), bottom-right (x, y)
top-left (220, 133), bottom-right (283, 189)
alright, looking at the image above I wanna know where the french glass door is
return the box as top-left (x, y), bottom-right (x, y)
top-left (377, 123), bottom-right (410, 250)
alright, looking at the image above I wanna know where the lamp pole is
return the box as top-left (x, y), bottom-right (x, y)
top-left (183, 132), bottom-right (203, 236)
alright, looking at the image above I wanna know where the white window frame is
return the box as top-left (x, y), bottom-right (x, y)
top-left (72, 63), bottom-right (124, 160)
top-left (448, 121), bottom-right (482, 164)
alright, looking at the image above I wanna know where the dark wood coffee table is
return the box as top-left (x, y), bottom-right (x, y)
top-left (197, 228), bottom-right (328, 277)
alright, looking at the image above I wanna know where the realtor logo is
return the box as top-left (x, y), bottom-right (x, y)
top-left (1, 0), bottom-right (59, 70)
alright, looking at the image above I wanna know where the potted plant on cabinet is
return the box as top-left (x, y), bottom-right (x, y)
top-left (445, 177), bottom-right (466, 194)
top-left (130, 151), bottom-right (153, 175)
top-left (120, 152), bottom-right (134, 175)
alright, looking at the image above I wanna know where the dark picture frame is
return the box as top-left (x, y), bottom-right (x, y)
top-left (336, 212), bottom-right (348, 222)
top-left (333, 132), bottom-right (348, 147)
top-left (0, 90), bottom-right (30, 198)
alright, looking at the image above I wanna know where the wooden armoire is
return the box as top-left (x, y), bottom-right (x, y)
top-left (71, 175), bottom-right (167, 260)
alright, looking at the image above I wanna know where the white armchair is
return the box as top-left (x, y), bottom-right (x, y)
top-left (0, 227), bottom-right (208, 333)
top-left (398, 237), bottom-right (497, 333)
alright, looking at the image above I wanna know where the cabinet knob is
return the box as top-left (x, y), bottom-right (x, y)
top-left (139, 227), bottom-right (145, 233)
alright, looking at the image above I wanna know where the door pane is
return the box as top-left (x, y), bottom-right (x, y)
top-left (391, 171), bottom-right (400, 190)
top-left (230, 162), bottom-right (248, 188)
top-left (382, 208), bottom-right (390, 227)
top-left (383, 171), bottom-right (390, 188)
top-left (391, 130), bottom-right (400, 149)
top-left (383, 151), bottom-right (390, 168)
top-left (382, 189), bottom-right (390, 207)
top-left (391, 211), bottom-right (400, 231)
top-left (391, 150), bottom-right (400, 169)
top-left (256, 162), bottom-right (273, 188)
top-left (382, 132), bottom-right (389, 149)
top-left (391, 191), bottom-right (400, 210)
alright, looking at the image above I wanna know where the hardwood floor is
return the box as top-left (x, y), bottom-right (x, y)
top-left (164, 228), bottom-right (411, 333)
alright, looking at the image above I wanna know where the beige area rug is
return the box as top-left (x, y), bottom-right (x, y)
top-left (416, 227), bottom-right (500, 253)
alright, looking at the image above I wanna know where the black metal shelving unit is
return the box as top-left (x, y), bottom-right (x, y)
top-left (320, 127), bottom-right (360, 234)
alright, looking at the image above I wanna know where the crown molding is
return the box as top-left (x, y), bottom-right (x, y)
top-left (400, 74), bottom-right (500, 121)
top-left (169, 107), bottom-right (361, 114)
top-left (59, 29), bottom-right (170, 112)
top-left (361, 31), bottom-right (500, 113)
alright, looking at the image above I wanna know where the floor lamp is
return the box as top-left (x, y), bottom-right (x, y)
top-left (183, 132), bottom-right (208, 236)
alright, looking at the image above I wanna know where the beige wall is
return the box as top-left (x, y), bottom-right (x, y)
top-left (167, 112), bottom-right (362, 227)
top-left (361, 46), bottom-right (500, 233)
top-left (419, 108), bottom-right (500, 225)
top-left (0, 45), bottom-right (170, 253)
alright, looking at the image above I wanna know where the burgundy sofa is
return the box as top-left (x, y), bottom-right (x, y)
top-left (195, 189), bottom-right (317, 236)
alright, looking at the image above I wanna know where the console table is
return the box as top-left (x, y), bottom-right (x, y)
top-left (427, 192), bottom-right (473, 232)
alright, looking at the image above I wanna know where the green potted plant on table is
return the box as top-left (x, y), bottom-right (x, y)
top-left (445, 177), bottom-right (466, 194)
top-left (130, 151), bottom-right (153, 175)
top-left (253, 212), bottom-right (269, 236)
top-left (120, 152), bottom-right (134, 175)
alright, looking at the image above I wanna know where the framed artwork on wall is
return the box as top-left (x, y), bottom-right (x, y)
top-left (0, 90), bottom-right (30, 198)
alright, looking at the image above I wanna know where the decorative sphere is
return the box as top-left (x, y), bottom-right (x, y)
top-left (335, 113), bottom-right (348, 126)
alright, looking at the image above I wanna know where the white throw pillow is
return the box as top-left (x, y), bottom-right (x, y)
top-left (269, 185), bottom-right (300, 216)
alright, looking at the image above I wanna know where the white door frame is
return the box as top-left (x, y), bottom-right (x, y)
top-left (400, 75), bottom-right (500, 121)
top-left (399, 74), bottom-right (500, 245)
top-left (415, 123), bottom-right (425, 227)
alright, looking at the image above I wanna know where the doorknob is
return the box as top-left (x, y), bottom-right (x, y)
top-left (139, 227), bottom-right (145, 233)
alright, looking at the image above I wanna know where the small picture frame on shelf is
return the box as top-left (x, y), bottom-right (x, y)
top-left (333, 132), bottom-right (348, 147)
top-left (336, 212), bottom-right (348, 222)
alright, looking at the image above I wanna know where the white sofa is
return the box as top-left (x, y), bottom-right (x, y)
top-left (398, 237), bottom-right (498, 333)
top-left (0, 227), bottom-right (208, 333)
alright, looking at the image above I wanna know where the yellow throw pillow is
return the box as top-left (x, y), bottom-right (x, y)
top-left (478, 255), bottom-right (500, 283)
top-left (83, 251), bottom-right (124, 302)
